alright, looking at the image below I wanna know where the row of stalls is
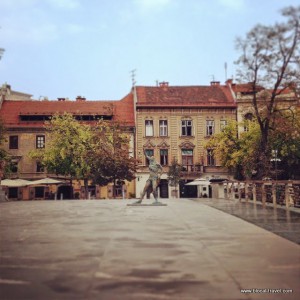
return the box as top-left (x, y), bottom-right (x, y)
top-left (0, 178), bottom-right (72, 201)
top-left (183, 177), bottom-right (229, 199)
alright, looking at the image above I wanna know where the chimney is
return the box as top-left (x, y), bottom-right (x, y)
top-left (76, 96), bottom-right (86, 101)
top-left (225, 79), bottom-right (233, 86)
top-left (159, 81), bottom-right (169, 87)
top-left (210, 81), bottom-right (220, 86)
top-left (57, 98), bottom-right (65, 101)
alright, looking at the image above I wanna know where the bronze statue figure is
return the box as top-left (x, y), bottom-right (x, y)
top-left (135, 150), bottom-right (163, 204)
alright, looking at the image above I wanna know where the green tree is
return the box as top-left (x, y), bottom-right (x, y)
top-left (269, 109), bottom-right (300, 179)
top-left (167, 158), bottom-right (182, 197)
top-left (206, 115), bottom-right (300, 179)
top-left (90, 121), bottom-right (137, 197)
top-left (235, 6), bottom-right (300, 178)
top-left (205, 120), bottom-right (261, 180)
top-left (30, 113), bottom-right (93, 198)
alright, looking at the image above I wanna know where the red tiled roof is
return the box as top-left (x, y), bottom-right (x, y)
top-left (115, 92), bottom-right (135, 126)
top-left (231, 83), bottom-right (264, 94)
top-left (18, 100), bottom-right (115, 115)
top-left (0, 94), bottom-right (135, 128)
top-left (135, 85), bottom-right (236, 107)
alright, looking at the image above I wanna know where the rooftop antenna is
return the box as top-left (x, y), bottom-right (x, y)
top-left (0, 26), bottom-right (4, 60)
top-left (211, 74), bottom-right (215, 81)
top-left (0, 48), bottom-right (4, 60)
top-left (130, 69), bottom-right (137, 87)
top-left (224, 62), bottom-right (228, 81)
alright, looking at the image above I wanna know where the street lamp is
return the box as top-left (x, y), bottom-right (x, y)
top-left (271, 149), bottom-right (281, 202)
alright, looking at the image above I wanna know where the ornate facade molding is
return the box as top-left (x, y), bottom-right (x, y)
top-left (179, 140), bottom-right (195, 149)
top-left (157, 140), bottom-right (170, 148)
top-left (143, 139), bottom-right (156, 148)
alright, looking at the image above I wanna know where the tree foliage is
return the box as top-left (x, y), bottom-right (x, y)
top-left (206, 120), bottom-right (260, 180)
top-left (206, 116), bottom-right (300, 180)
top-left (30, 114), bottom-right (137, 198)
top-left (235, 5), bottom-right (300, 178)
top-left (90, 121), bottom-right (136, 196)
top-left (269, 109), bottom-right (300, 178)
top-left (167, 158), bottom-right (182, 193)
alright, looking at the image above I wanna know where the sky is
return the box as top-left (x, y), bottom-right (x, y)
top-left (0, 0), bottom-right (299, 100)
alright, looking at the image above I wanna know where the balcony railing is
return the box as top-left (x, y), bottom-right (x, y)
top-left (181, 164), bottom-right (203, 175)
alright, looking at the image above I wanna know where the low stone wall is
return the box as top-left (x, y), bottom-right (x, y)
top-left (223, 180), bottom-right (300, 208)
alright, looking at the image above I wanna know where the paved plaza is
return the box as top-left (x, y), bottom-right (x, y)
top-left (0, 199), bottom-right (299, 300)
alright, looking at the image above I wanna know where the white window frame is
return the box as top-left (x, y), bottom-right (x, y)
top-left (206, 120), bottom-right (214, 136)
top-left (181, 120), bottom-right (192, 136)
top-left (145, 120), bottom-right (154, 137)
top-left (159, 120), bottom-right (168, 136)
top-left (207, 149), bottom-right (215, 166)
top-left (220, 120), bottom-right (227, 132)
top-left (36, 135), bottom-right (45, 149)
top-left (160, 149), bottom-right (168, 166)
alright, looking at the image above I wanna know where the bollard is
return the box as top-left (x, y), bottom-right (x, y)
top-left (272, 183), bottom-right (277, 208)
top-left (238, 183), bottom-right (242, 201)
top-left (88, 191), bottom-right (91, 200)
top-left (60, 193), bottom-right (63, 200)
top-left (231, 183), bottom-right (235, 200)
top-left (262, 184), bottom-right (266, 208)
top-left (253, 184), bottom-right (257, 203)
top-left (285, 184), bottom-right (290, 208)
top-left (54, 193), bottom-right (57, 201)
top-left (245, 183), bottom-right (249, 202)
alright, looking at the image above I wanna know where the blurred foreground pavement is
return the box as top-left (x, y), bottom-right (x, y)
top-left (0, 199), bottom-right (299, 300)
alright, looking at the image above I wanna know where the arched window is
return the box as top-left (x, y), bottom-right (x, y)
top-left (243, 113), bottom-right (254, 131)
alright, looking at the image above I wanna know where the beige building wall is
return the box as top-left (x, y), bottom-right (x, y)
top-left (236, 90), bottom-right (299, 136)
top-left (135, 107), bottom-right (236, 198)
top-left (3, 129), bottom-right (136, 200)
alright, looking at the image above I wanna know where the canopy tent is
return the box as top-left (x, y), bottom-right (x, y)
top-left (185, 178), bottom-right (211, 186)
top-left (27, 178), bottom-right (64, 185)
top-left (0, 179), bottom-right (32, 187)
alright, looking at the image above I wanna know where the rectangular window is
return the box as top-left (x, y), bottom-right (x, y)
top-left (182, 149), bottom-right (193, 167)
top-left (206, 120), bottom-right (214, 136)
top-left (145, 149), bottom-right (154, 165)
top-left (159, 120), bottom-right (168, 136)
top-left (181, 120), bottom-right (192, 136)
top-left (220, 120), bottom-right (227, 132)
top-left (160, 149), bottom-right (168, 166)
top-left (207, 149), bottom-right (215, 166)
top-left (145, 120), bottom-right (154, 136)
top-left (9, 136), bottom-right (18, 149)
top-left (36, 161), bottom-right (44, 173)
top-left (11, 161), bottom-right (18, 173)
top-left (36, 135), bottom-right (45, 149)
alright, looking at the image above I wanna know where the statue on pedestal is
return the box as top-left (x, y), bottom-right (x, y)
top-left (134, 150), bottom-right (163, 205)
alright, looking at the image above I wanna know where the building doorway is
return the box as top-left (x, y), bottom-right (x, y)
top-left (8, 187), bottom-right (18, 199)
top-left (159, 179), bottom-right (169, 198)
top-left (35, 186), bottom-right (45, 199)
top-left (57, 185), bottom-right (73, 199)
top-left (179, 180), bottom-right (197, 198)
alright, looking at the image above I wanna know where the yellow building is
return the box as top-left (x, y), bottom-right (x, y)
top-left (134, 81), bottom-right (236, 198)
top-left (226, 80), bottom-right (299, 135)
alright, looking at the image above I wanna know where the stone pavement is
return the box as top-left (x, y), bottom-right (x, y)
top-left (192, 198), bottom-right (300, 245)
top-left (0, 199), bottom-right (299, 300)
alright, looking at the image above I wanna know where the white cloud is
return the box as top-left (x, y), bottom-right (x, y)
top-left (218, 0), bottom-right (245, 10)
top-left (134, 0), bottom-right (172, 12)
top-left (46, 0), bottom-right (80, 10)
top-left (65, 23), bottom-right (84, 34)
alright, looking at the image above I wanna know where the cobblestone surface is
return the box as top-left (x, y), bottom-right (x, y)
top-left (0, 199), bottom-right (299, 300)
